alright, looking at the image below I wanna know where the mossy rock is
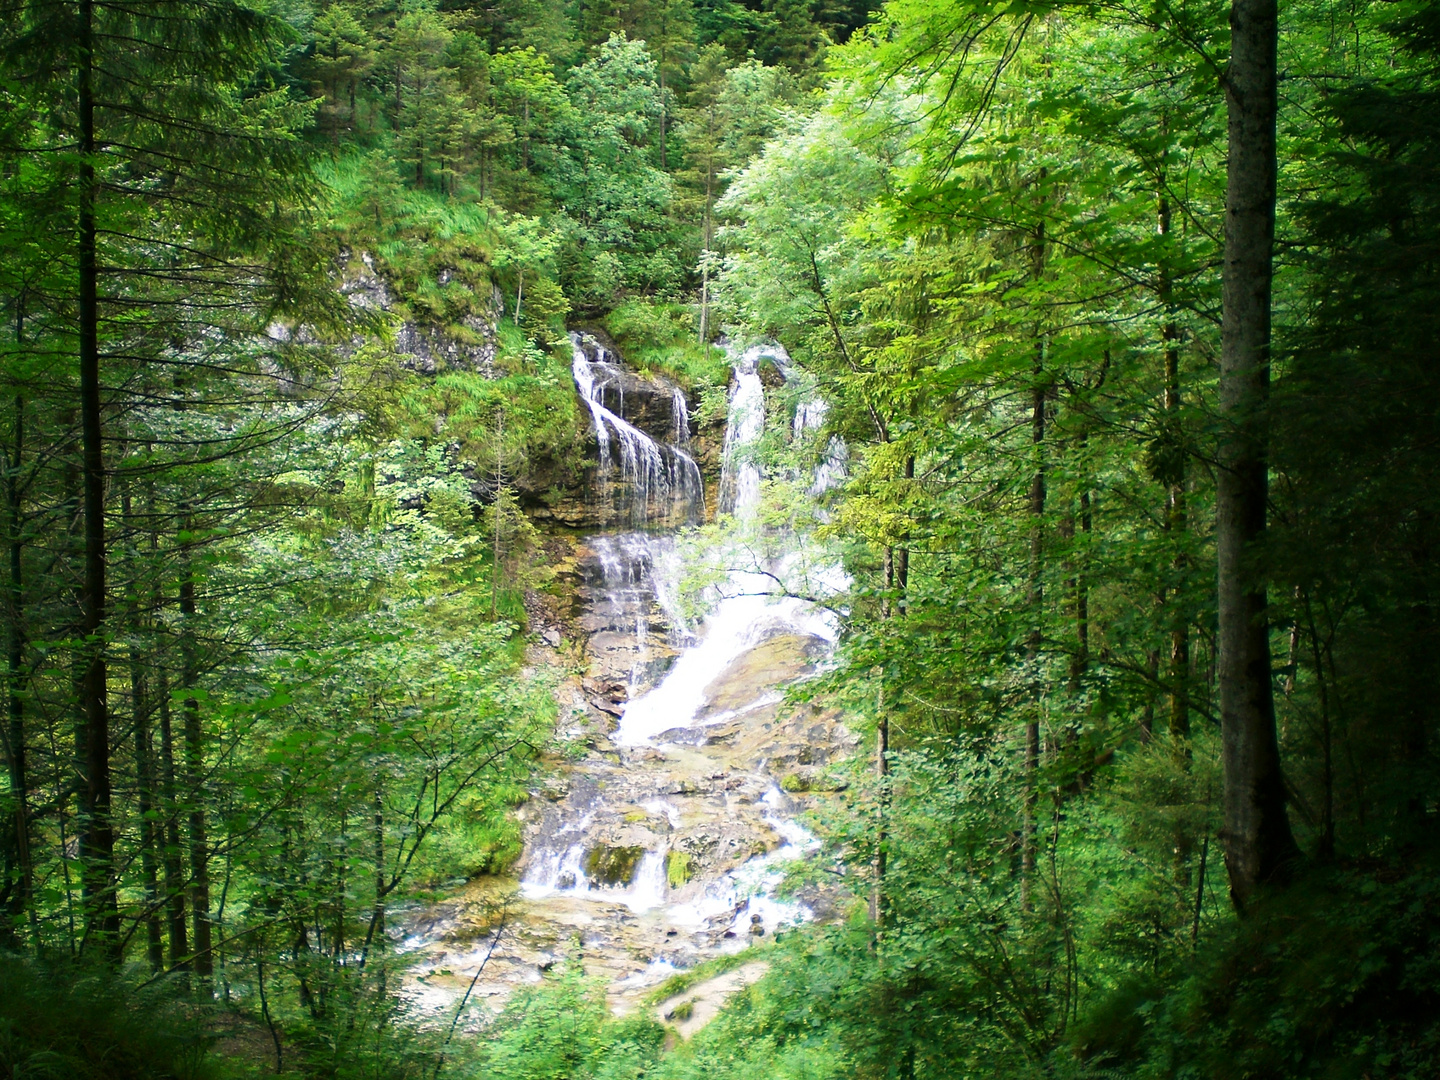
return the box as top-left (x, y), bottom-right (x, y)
top-left (667, 850), bottom-right (695, 889)
top-left (780, 773), bottom-right (811, 793)
top-left (585, 844), bottom-right (645, 886)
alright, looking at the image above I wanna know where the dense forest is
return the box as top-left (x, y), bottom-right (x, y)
top-left (1, 0), bottom-right (1437, 1075)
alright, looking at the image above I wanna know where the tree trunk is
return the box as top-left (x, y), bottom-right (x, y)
top-left (698, 167), bottom-right (713, 346)
top-left (5, 391), bottom-right (31, 936)
top-left (77, 0), bottom-right (119, 957)
top-left (158, 665), bottom-right (188, 969)
top-left (1021, 219), bottom-right (1046, 914)
top-left (180, 525), bottom-right (211, 978)
top-left (1217, 0), bottom-right (1299, 910)
top-left (1159, 193), bottom-right (1190, 739)
top-left (658, 64), bottom-right (668, 171)
top-left (869, 687), bottom-right (888, 926)
top-left (133, 650), bottom-right (164, 970)
top-left (123, 479), bottom-right (163, 970)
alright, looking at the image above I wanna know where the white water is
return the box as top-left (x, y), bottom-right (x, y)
top-left (717, 344), bottom-right (776, 516)
top-left (665, 786), bottom-right (821, 937)
top-left (521, 846), bottom-right (669, 912)
top-left (614, 583), bottom-right (836, 746)
top-left (572, 332), bottom-right (704, 527)
top-left (517, 335), bottom-right (845, 967)
top-left (616, 340), bottom-right (842, 747)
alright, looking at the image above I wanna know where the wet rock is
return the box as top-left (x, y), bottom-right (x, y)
top-left (667, 779), bottom-right (710, 795)
top-left (696, 634), bottom-right (831, 719)
top-left (590, 696), bottom-right (625, 717)
top-left (584, 845), bottom-right (645, 886)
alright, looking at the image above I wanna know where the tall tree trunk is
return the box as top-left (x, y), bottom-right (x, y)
top-left (148, 475), bottom-right (188, 971)
top-left (133, 649), bottom-right (163, 970)
top-left (158, 668), bottom-right (188, 969)
top-left (77, 0), bottom-right (119, 957)
top-left (871, 454), bottom-right (914, 926)
top-left (5, 391), bottom-right (31, 937)
top-left (1218, 0), bottom-right (1299, 910)
top-left (1021, 220), bottom-right (1046, 914)
top-left (870, 684), bottom-right (888, 926)
top-left (179, 524), bottom-right (212, 978)
top-left (1159, 194), bottom-right (1191, 739)
top-left (658, 64), bottom-right (667, 171)
top-left (120, 474), bottom-right (164, 969)
top-left (698, 166), bottom-right (713, 347)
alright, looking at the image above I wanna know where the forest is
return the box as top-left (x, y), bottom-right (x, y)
top-left (0, 0), bottom-right (1437, 1075)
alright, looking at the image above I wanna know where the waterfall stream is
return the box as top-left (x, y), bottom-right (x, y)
top-left (396, 336), bottom-right (853, 1027)
top-left (571, 332), bottom-right (704, 528)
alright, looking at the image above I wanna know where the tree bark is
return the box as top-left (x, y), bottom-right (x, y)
top-left (1021, 218), bottom-right (1046, 914)
top-left (1217, 0), bottom-right (1299, 910)
top-left (1022, 352), bottom-right (1045, 912)
top-left (133, 649), bottom-right (164, 970)
top-left (5, 392), bottom-right (31, 936)
top-left (1159, 193), bottom-right (1190, 739)
top-left (123, 479), bottom-right (163, 970)
top-left (179, 525), bottom-right (212, 978)
top-left (77, 0), bottom-right (119, 956)
top-left (159, 665), bottom-right (188, 969)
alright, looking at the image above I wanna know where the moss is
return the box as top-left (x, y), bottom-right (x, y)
top-left (642, 949), bottom-right (762, 1005)
top-left (666, 849), bottom-right (695, 889)
top-left (584, 844), bottom-right (645, 886)
top-left (780, 772), bottom-right (811, 793)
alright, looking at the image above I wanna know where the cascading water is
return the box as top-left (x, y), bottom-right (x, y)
top-left (397, 335), bottom-right (855, 1026)
top-left (615, 341), bottom-right (843, 746)
top-left (572, 332), bottom-right (704, 528)
top-left (716, 344), bottom-right (773, 516)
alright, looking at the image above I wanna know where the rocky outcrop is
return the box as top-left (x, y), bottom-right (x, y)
top-left (339, 249), bottom-right (501, 376)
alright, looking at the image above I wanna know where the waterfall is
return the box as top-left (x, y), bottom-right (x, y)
top-left (571, 333), bottom-right (703, 527)
top-left (586, 532), bottom-right (691, 698)
top-left (501, 334), bottom-right (847, 1014)
top-left (793, 392), bottom-right (849, 497)
top-left (717, 344), bottom-right (778, 517)
top-left (615, 340), bottom-right (841, 747)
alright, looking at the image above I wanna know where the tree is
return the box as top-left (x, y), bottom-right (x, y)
top-left (1, 0), bottom-right (335, 957)
top-left (1216, 0), bottom-right (1299, 908)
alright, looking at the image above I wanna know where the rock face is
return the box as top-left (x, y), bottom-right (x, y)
top-left (542, 333), bottom-right (711, 531)
top-left (338, 250), bottom-right (501, 376)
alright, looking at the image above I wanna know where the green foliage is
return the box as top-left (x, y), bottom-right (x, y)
top-left (476, 971), bottom-right (665, 1080)
top-left (0, 957), bottom-right (223, 1080)
top-left (643, 949), bottom-right (758, 1005)
top-left (1076, 856), bottom-right (1440, 1079)
top-left (602, 300), bottom-right (729, 387)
